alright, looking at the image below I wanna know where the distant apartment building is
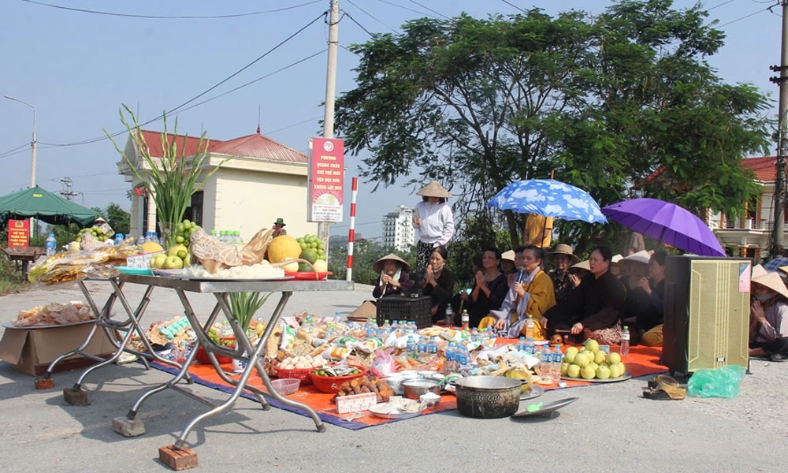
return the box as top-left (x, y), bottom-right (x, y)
top-left (382, 205), bottom-right (415, 252)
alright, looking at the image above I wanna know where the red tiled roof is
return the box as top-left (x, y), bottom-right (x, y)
top-left (211, 133), bottom-right (307, 163)
top-left (741, 156), bottom-right (777, 181)
top-left (135, 130), bottom-right (307, 164)
top-left (137, 130), bottom-right (215, 158)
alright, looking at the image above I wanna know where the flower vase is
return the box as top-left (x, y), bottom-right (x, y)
top-left (158, 222), bottom-right (179, 250)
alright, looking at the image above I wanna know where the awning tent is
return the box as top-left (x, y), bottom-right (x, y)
top-left (0, 186), bottom-right (101, 227)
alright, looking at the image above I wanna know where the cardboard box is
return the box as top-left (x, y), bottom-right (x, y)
top-left (0, 321), bottom-right (116, 376)
top-left (336, 392), bottom-right (377, 414)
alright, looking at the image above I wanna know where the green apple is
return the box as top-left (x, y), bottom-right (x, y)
top-left (177, 249), bottom-right (188, 260)
top-left (182, 253), bottom-right (191, 267)
top-left (594, 350), bottom-right (606, 365)
top-left (167, 243), bottom-right (188, 258)
top-left (150, 254), bottom-right (167, 269)
top-left (608, 362), bottom-right (622, 378)
top-left (163, 255), bottom-right (184, 269)
top-left (560, 362), bottom-right (569, 376)
top-left (567, 364), bottom-right (581, 378)
top-left (607, 352), bottom-right (621, 364)
top-left (573, 352), bottom-right (590, 368)
top-left (588, 361), bottom-right (599, 372)
top-left (580, 365), bottom-right (596, 379)
top-left (585, 339), bottom-right (600, 353)
top-left (596, 365), bottom-right (611, 379)
top-left (564, 346), bottom-right (579, 363)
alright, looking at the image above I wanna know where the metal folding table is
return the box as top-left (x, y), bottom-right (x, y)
top-left (36, 276), bottom-right (191, 401)
top-left (109, 275), bottom-right (354, 463)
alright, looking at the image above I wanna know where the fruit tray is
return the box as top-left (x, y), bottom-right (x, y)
top-left (284, 271), bottom-right (333, 281)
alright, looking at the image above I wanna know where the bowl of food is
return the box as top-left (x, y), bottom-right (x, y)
top-left (420, 392), bottom-right (442, 409)
top-left (309, 365), bottom-right (367, 393)
top-left (401, 379), bottom-right (441, 400)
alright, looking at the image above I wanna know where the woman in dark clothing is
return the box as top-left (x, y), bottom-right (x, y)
top-left (456, 247), bottom-right (508, 328)
top-left (422, 246), bottom-right (456, 323)
top-left (372, 253), bottom-right (414, 298)
top-left (542, 245), bottom-right (626, 345)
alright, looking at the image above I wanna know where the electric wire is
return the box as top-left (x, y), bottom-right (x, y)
top-left (38, 10), bottom-right (328, 148)
top-left (501, 0), bottom-right (527, 14)
top-left (374, 0), bottom-right (439, 18)
top-left (20, 0), bottom-right (323, 19)
top-left (408, 0), bottom-right (450, 20)
top-left (346, 0), bottom-right (397, 33)
top-left (0, 143), bottom-right (31, 159)
top-left (343, 11), bottom-right (375, 37)
top-left (718, 4), bottom-right (775, 26)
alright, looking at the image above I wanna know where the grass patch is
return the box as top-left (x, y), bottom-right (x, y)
top-left (0, 255), bottom-right (30, 297)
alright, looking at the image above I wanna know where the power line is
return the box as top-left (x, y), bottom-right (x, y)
top-left (38, 10), bottom-right (328, 149)
top-left (408, 0), bottom-right (450, 20)
top-left (500, 0), bottom-right (527, 14)
top-left (20, 0), bottom-right (323, 19)
top-left (375, 0), bottom-right (439, 18)
top-left (718, 4), bottom-right (775, 27)
top-left (346, 0), bottom-right (397, 33)
top-left (708, 0), bottom-right (738, 10)
top-left (0, 142), bottom-right (30, 159)
top-left (343, 11), bottom-right (375, 37)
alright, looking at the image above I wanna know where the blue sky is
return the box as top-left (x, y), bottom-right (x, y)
top-left (0, 0), bottom-right (781, 239)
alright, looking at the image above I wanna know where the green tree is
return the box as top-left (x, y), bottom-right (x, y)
top-left (334, 0), bottom-right (770, 250)
top-left (106, 203), bottom-right (130, 235)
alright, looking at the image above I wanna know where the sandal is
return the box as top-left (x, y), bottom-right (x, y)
top-left (647, 375), bottom-right (680, 390)
top-left (642, 383), bottom-right (686, 401)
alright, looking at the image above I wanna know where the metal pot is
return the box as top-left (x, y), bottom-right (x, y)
top-left (455, 376), bottom-right (522, 418)
top-left (401, 379), bottom-right (441, 400)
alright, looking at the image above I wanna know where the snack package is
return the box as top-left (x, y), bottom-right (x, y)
top-left (279, 325), bottom-right (296, 352)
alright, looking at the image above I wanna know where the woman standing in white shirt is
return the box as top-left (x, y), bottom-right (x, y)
top-left (412, 181), bottom-right (455, 273)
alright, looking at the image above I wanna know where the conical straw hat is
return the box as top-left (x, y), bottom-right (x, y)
top-left (416, 181), bottom-right (452, 198)
top-left (752, 271), bottom-right (788, 300)
top-left (373, 253), bottom-right (410, 273)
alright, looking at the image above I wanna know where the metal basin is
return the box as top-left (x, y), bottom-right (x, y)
top-left (401, 379), bottom-right (441, 400)
top-left (455, 376), bottom-right (522, 418)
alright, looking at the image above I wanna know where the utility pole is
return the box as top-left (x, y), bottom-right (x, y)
top-left (317, 0), bottom-right (340, 256)
top-left (770, 0), bottom-right (788, 257)
top-left (57, 177), bottom-right (78, 201)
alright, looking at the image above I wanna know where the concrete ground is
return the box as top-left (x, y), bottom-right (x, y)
top-left (1, 280), bottom-right (786, 472)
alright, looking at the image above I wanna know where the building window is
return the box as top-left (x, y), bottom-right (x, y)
top-left (188, 191), bottom-right (204, 226)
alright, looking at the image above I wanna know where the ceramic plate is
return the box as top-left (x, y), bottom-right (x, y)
top-left (520, 384), bottom-right (544, 401)
top-left (153, 268), bottom-right (184, 277)
top-left (562, 372), bottom-right (632, 383)
top-left (114, 266), bottom-right (153, 276)
top-left (368, 402), bottom-right (425, 420)
top-left (512, 397), bottom-right (578, 418)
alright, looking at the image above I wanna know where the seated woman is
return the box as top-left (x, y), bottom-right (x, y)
top-left (749, 271), bottom-right (788, 361)
top-left (630, 252), bottom-right (667, 347)
top-left (421, 246), bottom-right (456, 323)
top-left (372, 253), bottom-right (414, 298)
top-left (455, 247), bottom-right (508, 328)
top-left (547, 243), bottom-right (580, 304)
top-left (481, 246), bottom-right (556, 339)
top-left (620, 250), bottom-right (651, 329)
top-left (542, 245), bottom-right (626, 345)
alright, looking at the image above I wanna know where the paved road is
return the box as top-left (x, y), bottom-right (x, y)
top-left (1, 281), bottom-right (786, 472)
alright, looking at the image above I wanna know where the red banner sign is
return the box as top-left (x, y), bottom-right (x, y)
top-left (7, 219), bottom-right (30, 247)
top-left (307, 137), bottom-right (345, 223)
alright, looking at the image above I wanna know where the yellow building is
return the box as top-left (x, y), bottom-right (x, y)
top-left (117, 129), bottom-right (317, 241)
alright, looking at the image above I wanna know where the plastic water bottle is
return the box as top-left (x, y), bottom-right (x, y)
top-left (551, 345), bottom-right (563, 382)
top-left (136, 234), bottom-right (146, 245)
top-left (406, 335), bottom-right (417, 357)
top-left (539, 348), bottom-right (552, 383)
top-left (517, 336), bottom-right (526, 352)
top-left (444, 343), bottom-right (456, 373)
top-left (417, 337), bottom-right (428, 360)
top-left (427, 337), bottom-right (438, 357)
top-left (444, 305), bottom-right (454, 326)
top-left (210, 229), bottom-right (218, 240)
top-left (382, 319), bottom-right (391, 334)
top-left (461, 309), bottom-right (470, 330)
top-left (621, 325), bottom-right (630, 356)
top-left (525, 337), bottom-right (534, 355)
top-left (114, 233), bottom-right (124, 245)
top-left (45, 233), bottom-right (57, 256)
top-left (525, 314), bottom-right (535, 340)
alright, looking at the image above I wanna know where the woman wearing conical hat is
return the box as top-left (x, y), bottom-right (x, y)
top-left (412, 181), bottom-right (455, 273)
top-left (749, 271), bottom-right (788, 361)
top-left (372, 253), bottom-right (414, 298)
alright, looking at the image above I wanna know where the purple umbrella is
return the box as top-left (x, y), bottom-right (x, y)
top-left (601, 198), bottom-right (726, 257)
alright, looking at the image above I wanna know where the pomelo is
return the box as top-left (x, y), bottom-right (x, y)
top-left (268, 235), bottom-right (302, 263)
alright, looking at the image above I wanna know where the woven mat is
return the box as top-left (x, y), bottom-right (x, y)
top-left (150, 345), bottom-right (666, 430)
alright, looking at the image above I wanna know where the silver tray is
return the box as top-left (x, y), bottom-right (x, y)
top-left (183, 276), bottom-right (295, 282)
top-left (368, 402), bottom-right (426, 420)
top-left (561, 372), bottom-right (632, 383)
top-left (3, 319), bottom-right (95, 330)
top-left (520, 384), bottom-right (544, 401)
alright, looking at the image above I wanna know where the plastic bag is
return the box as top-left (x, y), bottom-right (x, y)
top-left (687, 365), bottom-right (746, 398)
top-left (370, 348), bottom-right (396, 378)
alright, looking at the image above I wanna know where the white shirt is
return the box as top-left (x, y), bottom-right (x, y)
top-left (413, 201), bottom-right (455, 246)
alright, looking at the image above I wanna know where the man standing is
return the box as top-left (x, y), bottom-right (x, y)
top-left (272, 218), bottom-right (287, 237)
top-left (524, 214), bottom-right (553, 249)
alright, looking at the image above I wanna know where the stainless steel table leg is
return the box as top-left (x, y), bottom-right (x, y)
top-left (125, 298), bottom-right (224, 419)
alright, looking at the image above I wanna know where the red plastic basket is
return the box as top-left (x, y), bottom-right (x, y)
top-left (194, 345), bottom-right (234, 365)
top-left (275, 367), bottom-right (314, 386)
top-left (308, 366), bottom-right (367, 393)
